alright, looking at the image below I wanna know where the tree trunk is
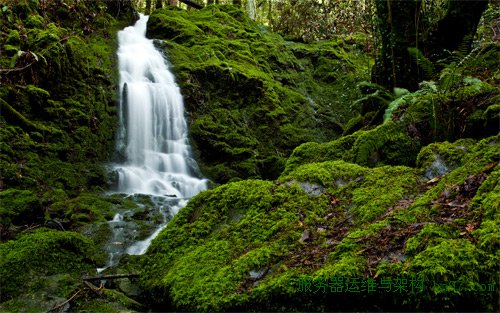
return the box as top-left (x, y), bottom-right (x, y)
top-left (156, 0), bottom-right (163, 9)
top-left (372, 0), bottom-right (489, 91)
top-left (372, 0), bottom-right (422, 91)
top-left (145, 0), bottom-right (151, 14)
top-left (426, 0), bottom-right (489, 61)
top-left (268, 0), bottom-right (272, 25)
top-left (169, 0), bottom-right (178, 6)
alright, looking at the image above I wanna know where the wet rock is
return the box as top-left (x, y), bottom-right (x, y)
top-left (299, 229), bottom-right (311, 242)
top-left (287, 180), bottom-right (325, 196)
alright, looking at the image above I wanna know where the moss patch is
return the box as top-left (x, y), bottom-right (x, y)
top-left (0, 228), bottom-right (95, 301)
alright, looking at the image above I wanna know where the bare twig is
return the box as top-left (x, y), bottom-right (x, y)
top-left (45, 288), bottom-right (84, 313)
top-left (0, 62), bottom-right (36, 73)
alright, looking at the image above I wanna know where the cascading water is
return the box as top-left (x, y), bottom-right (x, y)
top-left (101, 14), bottom-right (207, 269)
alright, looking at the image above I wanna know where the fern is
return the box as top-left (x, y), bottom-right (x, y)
top-left (408, 47), bottom-right (436, 78)
top-left (438, 65), bottom-right (462, 91)
top-left (463, 76), bottom-right (484, 91)
top-left (383, 96), bottom-right (407, 123)
top-left (418, 80), bottom-right (438, 93)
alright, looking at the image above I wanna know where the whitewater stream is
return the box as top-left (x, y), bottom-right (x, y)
top-left (99, 14), bottom-right (207, 272)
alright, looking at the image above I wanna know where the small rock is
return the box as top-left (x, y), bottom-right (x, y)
top-left (317, 227), bottom-right (326, 233)
top-left (324, 213), bottom-right (334, 220)
top-left (299, 229), bottom-right (310, 242)
top-left (326, 239), bottom-right (338, 245)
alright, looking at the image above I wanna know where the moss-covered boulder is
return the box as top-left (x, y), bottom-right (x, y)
top-left (139, 133), bottom-right (499, 311)
top-left (0, 0), bottom-right (134, 197)
top-left (0, 189), bottom-right (42, 227)
top-left (416, 139), bottom-right (475, 179)
top-left (283, 121), bottom-right (421, 174)
top-left (0, 228), bottom-right (95, 309)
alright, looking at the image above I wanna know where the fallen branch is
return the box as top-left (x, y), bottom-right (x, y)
top-left (82, 273), bottom-right (139, 281)
top-left (45, 288), bottom-right (84, 313)
top-left (83, 281), bottom-right (104, 295)
top-left (0, 62), bottom-right (36, 73)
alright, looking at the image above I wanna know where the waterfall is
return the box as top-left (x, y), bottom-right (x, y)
top-left (110, 14), bottom-right (207, 257)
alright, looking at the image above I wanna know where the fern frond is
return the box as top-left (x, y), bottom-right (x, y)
top-left (384, 96), bottom-right (407, 123)
top-left (408, 47), bottom-right (436, 78)
top-left (418, 80), bottom-right (438, 93)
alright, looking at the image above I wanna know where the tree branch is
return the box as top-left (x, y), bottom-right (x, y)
top-left (82, 273), bottom-right (140, 281)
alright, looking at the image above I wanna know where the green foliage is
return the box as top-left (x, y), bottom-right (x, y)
top-left (270, 0), bottom-right (375, 43)
top-left (408, 47), bottom-right (436, 79)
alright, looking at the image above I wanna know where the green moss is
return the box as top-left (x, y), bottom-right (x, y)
top-left (416, 139), bottom-right (475, 179)
top-left (343, 115), bottom-right (364, 135)
top-left (69, 287), bottom-right (145, 313)
top-left (141, 158), bottom-right (421, 310)
top-left (138, 132), bottom-right (499, 311)
top-left (25, 14), bottom-right (44, 28)
top-left (405, 224), bottom-right (458, 257)
top-left (0, 0), bottom-right (134, 198)
top-left (6, 29), bottom-right (20, 45)
top-left (283, 121), bottom-right (420, 175)
top-left (0, 189), bottom-right (42, 226)
top-left (351, 122), bottom-right (420, 167)
top-left (410, 239), bottom-right (482, 293)
top-left (282, 133), bottom-right (359, 175)
top-left (0, 228), bottom-right (95, 300)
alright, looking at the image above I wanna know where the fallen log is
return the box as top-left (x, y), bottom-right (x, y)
top-left (82, 273), bottom-right (139, 281)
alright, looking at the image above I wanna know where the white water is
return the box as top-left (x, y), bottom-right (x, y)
top-left (109, 14), bottom-right (207, 260)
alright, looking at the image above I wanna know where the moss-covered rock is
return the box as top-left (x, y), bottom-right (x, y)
top-left (0, 0), bottom-right (134, 198)
top-left (146, 5), bottom-right (371, 183)
top-left (283, 121), bottom-right (420, 174)
top-left (416, 139), bottom-right (475, 179)
top-left (0, 189), bottom-right (42, 226)
top-left (139, 133), bottom-right (498, 311)
top-left (0, 228), bottom-right (95, 302)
